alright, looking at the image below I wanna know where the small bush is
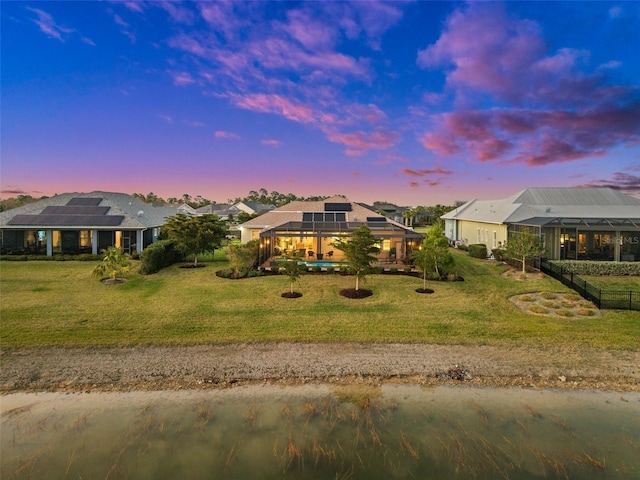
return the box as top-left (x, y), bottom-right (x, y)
top-left (519, 295), bottom-right (536, 302)
top-left (326, 266), bottom-right (335, 274)
top-left (404, 266), bottom-right (412, 273)
top-left (372, 266), bottom-right (384, 274)
top-left (468, 244), bottom-right (488, 259)
top-left (492, 248), bottom-right (507, 261)
top-left (556, 310), bottom-right (574, 317)
top-left (312, 266), bottom-right (322, 273)
top-left (139, 240), bottom-right (182, 274)
top-left (540, 292), bottom-right (557, 300)
top-left (577, 308), bottom-right (596, 316)
top-left (389, 267), bottom-right (398, 274)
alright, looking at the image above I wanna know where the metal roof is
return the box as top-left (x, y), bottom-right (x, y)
top-left (442, 187), bottom-right (640, 227)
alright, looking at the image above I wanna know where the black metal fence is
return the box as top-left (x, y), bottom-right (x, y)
top-left (540, 261), bottom-right (640, 311)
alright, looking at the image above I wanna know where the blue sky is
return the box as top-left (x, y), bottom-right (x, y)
top-left (2, 1), bottom-right (639, 206)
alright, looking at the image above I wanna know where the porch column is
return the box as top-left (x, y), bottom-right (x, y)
top-left (136, 230), bottom-right (143, 254)
top-left (614, 230), bottom-right (621, 262)
top-left (92, 230), bottom-right (98, 255)
top-left (46, 229), bottom-right (53, 257)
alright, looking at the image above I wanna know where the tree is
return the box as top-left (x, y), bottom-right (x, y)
top-left (162, 214), bottom-right (228, 266)
top-left (505, 227), bottom-right (545, 274)
top-left (92, 246), bottom-right (130, 283)
top-left (226, 240), bottom-right (260, 278)
top-left (412, 225), bottom-right (455, 287)
top-left (332, 226), bottom-right (380, 291)
top-left (280, 253), bottom-right (305, 296)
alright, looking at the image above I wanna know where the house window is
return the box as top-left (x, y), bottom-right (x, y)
top-left (493, 231), bottom-right (497, 248)
top-left (477, 228), bottom-right (481, 243)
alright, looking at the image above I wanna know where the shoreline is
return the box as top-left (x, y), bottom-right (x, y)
top-left (1, 343), bottom-right (639, 394)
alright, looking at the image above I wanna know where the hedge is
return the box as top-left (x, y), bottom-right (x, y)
top-left (549, 260), bottom-right (640, 276)
top-left (468, 244), bottom-right (488, 259)
top-left (139, 240), bottom-right (182, 274)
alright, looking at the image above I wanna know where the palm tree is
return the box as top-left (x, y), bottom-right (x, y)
top-left (92, 246), bottom-right (130, 283)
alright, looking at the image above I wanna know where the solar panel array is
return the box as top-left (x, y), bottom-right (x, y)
top-left (67, 197), bottom-right (102, 206)
top-left (324, 203), bottom-right (352, 212)
top-left (7, 196), bottom-right (125, 227)
top-left (42, 206), bottom-right (110, 215)
top-left (9, 215), bottom-right (125, 227)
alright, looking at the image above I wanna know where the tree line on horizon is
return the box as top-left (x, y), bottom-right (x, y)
top-left (0, 188), bottom-right (464, 226)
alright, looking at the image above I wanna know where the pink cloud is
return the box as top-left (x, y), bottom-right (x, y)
top-left (27, 7), bottom-right (74, 41)
top-left (580, 173), bottom-right (640, 193)
top-left (159, 1), bottom-right (196, 24)
top-left (423, 107), bottom-right (640, 166)
top-left (417, 3), bottom-right (640, 167)
top-left (158, 114), bottom-right (173, 123)
top-left (401, 167), bottom-right (453, 178)
top-left (328, 130), bottom-right (398, 151)
top-left (261, 139), bottom-right (282, 146)
top-left (215, 131), bottom-right (240, 139)
top-left (418, 3), bottom-right (639, 106)
top-left (231, 94), bottom-right (317, 124)
top-left (123, 2), bottom-right (145, 13)
top-left (171, 71), bottom-right (196, 86)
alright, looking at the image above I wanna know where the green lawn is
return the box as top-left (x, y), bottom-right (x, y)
top-left (583, 275), bottom-right (640, 291)
top-left (1, 250), bottom-right (638, 349)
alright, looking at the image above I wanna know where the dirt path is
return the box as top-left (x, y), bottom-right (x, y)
top-left (1, 343), bottom-right (638, 393)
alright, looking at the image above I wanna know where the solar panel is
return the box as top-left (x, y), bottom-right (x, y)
top-left (67, 197), bottom-right (102, 206)
top-left (325, 203), bottom-right (352, 212)
top-left (42, 206), bottom-right (110, 215)
top-left (366, 217), bottom-right (386, 222)
top-left (8, 215), bottom-right (124, 227)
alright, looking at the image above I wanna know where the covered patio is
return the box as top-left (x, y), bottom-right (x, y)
top-left (257, 220), bottom-right (424, 267)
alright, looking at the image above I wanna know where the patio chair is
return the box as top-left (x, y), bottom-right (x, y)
top-left (326, 251), bottom-right (334, 259)
top-left (308, 251), bottom-right (315, 258)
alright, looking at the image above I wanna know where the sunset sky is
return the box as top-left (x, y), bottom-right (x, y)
top-left (2, 1), bottom-right (639, 206)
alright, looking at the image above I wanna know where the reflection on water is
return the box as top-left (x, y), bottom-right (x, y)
top-left (2, 385), bottom-right (639, 479)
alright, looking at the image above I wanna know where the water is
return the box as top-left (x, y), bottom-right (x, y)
top-left (2, 385), bottom-right (639, 479)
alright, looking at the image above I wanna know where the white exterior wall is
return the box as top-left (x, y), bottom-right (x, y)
top-left (240, 226), bottom-right (262, 244)
top-left (457, 220), bottom-right (508, 249)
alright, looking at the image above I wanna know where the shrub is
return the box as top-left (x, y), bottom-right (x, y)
top-left (312, 266), bottom-right (322, 273)
top-left (139, 240), bottom-right (182, 274)
top-left (372, 266), bottom-right (384, 274)
top-left (404, 266), bottom-right (413, 273)
top-left (326, 266), bottom-right (335, 274)
top-left (468, 244), bottom-right (488, 259)
top-left (549, 260), bottom-right (640, 276)
top-left (540, 292), bottom-right (557, 300)
top-left (389, 267), bottom-right (398, 274)
top-left (491, 248), bottom-right (507, 261)
top-left (556, 310), bottom-right (574, 317)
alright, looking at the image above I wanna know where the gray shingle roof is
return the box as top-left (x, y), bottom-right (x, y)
top-left (0, 192), bottom-right (170, 229)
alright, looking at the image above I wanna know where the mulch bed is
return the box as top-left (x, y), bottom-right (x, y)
top-left (339, 288), bottom-right (373, 299)
top-left (281, 292), bottom-right (303, 298)
top-left (415, 288), bottom-right (435, 294)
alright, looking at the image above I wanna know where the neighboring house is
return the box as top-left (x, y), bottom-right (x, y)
top-left (240, 196), bottom-right (423, 265)
top-left (232, 201), bottom-right (276, 216)
top-left (0, 191), bottom-right (174, 256)
top-left (442, 187), bottom-right (640, 262)
top-left (195, 203), bottom-right (232, 215)
top-left (153, 203), bottom-right (197, 218)
top-left (366, 202), bottom-right (411, 224)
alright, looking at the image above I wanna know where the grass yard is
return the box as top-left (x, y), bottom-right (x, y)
top-left (1, 250), bottom-right (638, 349)
top-left (583, 275), bottom-right (640, 291)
